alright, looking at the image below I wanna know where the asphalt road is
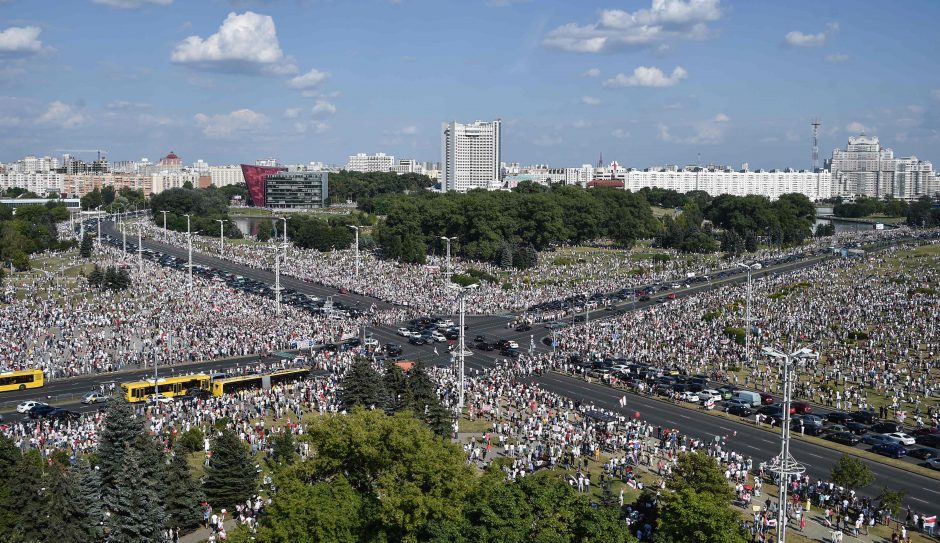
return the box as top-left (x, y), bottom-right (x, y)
top-left (8, 219), bottom-right (935, 503)
top-left (535, 372), bottom-right (940, 507)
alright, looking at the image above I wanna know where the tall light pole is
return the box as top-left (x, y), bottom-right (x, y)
top-left (95, 206), bottom-right (102, 247)
top-left (739, 262), bottom-right (762, 367)
top-left (762, 346), bottom-right (815, 543)
top-left (184, 214), bottom-right (193, 290)
top-left (160, 210), bottom-right (169, 242)
top-left (348, 225), bottom-right (360, 278)
top-left (272, 245), bottom-right (282, 316)
top-left (275, 216), bottom-right (288, 252)
top-left (121, 220), bottom-right (127, 258)
top-left (215, 219), bottom-right (228, 256)
top-left (448, 283), bottom-right (478, 412)
top-left (135, 222), bottom-right (143, 274)
top-left (440, 236), bottom-right (456, 284)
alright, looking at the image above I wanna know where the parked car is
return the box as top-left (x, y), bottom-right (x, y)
top-left (908, 447), bottom-right (940, 460)
top-left (862, 434), bottom-right (895, 446)
top-left (699, 389), bottom-right (723, 402)
top-left (844, 422), bottom-right (869, 435)
top-left (871, 443), bottom-right (907, 458)
top-left (475, 341), bottom-right (494, 351)
top-left (81, 391), bottom-right (110, 404)
top-left (28, 404), bottom-right (57, 419)
top-left (827, 432), bottom-right (861, 446)
top-left (916, 434), bottom-right (940, 448)
top-left (791, 401), bottom-right (813, 414)
top-left (759, 393), bottom-right (776, 405)
top-left (927, 457), bottom-right (940, 470)
top-left (408, 336), bottom-right (427, 346)
top-left (679, 391), bottom-right (700, 403)
top-left (826, 412), bottom-right (855, 424)
top-left (884, 432), bottom-right (916, 446)
top-left (396, 327), bottom-right (411, 337)
top-left (732, 391), bottom-right (761, 407)
top-left (851, 410), bottom-right (878, 425)
top-left (17, 400), bottom-right (45, 414)
top-left (46, 408), bottom-right (81, 422)
top-left (147, 393), bottom-right (173, 405)
top-left (726, 404), bottom-right (753, 417)
top-left (726, 398), bottom-right (752, 411)
top-left (869, 421), bottom-right (902, 434)
top-left (826, 424), bottom-right (851, 435)
top-left (514, 323), bottom-right (532, 332)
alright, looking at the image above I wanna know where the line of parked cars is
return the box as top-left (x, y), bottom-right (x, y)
top-left (15, 400), bottom-right (81, 421)
top-left (397, 317), bottom-right (465, 347)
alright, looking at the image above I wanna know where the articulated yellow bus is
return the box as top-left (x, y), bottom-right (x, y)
top-left (120, 373), bottom-right (211, 403)
top-left (0, 369), bottom-right (44, 392)
top-left (211, 368), bottom-right (309, 397)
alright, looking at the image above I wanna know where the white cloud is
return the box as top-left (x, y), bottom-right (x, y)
top-left (603, 66), bottom-right (687, 88)
top-left (713, 112), bottom-right (730, 123)
top-left (825, 53), bottom-right (848, 63)
top-left (293, 120), bottom-right (329, 134)
top-left (785, 22), bottom-right (838, 48)
top-left (0, 26), bottom-right (47, 55)
top-left (611, 128), bottom-right (629, 139)
top-left (311, 99), bottom-right (336, 116)
top-left (194, 108), bottom-right (268, 139)
top-left (572, 119), bottom-right (592, 129)
top-left (581, 96), bottom-right (601, 106)
top-left (288, 68), bottom-right (330, 89)
top-left (171, 12), bottom-right (296, 75)
top-left (533, 134), bottom-right (563, 146)
top-left (91, 0), bottom-right (172, 8)
top-left (543, 0), bottom-right (721, 53)
top-left (845, 121), bottom-right (872, 134)
top-left (582, 68), bottom-right (601, 77)
top-left (657, 113), bottom-right (727, 144)
top-left (399, 125), bottom-right (417, 135)
top-left (283, 107), bottom-right (301, 119)
top-left (38, 101), bottom-right (86, 129)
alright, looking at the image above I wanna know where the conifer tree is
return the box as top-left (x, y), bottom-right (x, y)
top-left (165, 445), bottom-right (205, 532)
top-left (9, 450), bottom-right (44, 542)
top-left (98, 396), bottom-right (145, 512)
top-left (75, 460), bottom-right (105, 541)
top-left (40, 464), bottom-right (92, 543)
top-left (382, 360), bottom-right (407, 413)
top-left (107, 448), bottom-right (167, 543)
top-left (204, 429), bottom-right (257, 510)
top-left (340, 358), bottom-right (387, 409)
top-left (0, 437), bottom-right (20, 536)
top-left (79, 233), bottom-right (93, 258)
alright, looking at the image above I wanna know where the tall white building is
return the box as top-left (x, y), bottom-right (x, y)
top-left (345, 152), bottom-right (395, 173)
top-left (441, 119), bottom-right (502, 192)
top-left (208, 165), bottom-right (245, 187)
top-left (827, 135), bottom-right (936, 199)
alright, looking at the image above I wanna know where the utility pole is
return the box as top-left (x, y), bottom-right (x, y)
top-left (160, 210), bottom-right (169, 242)
top-left (121, 221), bottom-right (127, 257)
top-left (216, 219), bottom-right (228, 257)
top-left (762, 347), bottom-right (815, 543)
top-left (184, 214), bottom-right (193, 290)
top-left (440, 236), bottom-right (456, 284)
top-left (348, 225), bottom-right (360, 277)
top-left (96, 206), bottom-right (102, 247)
top-left (449, 283), bottom-right (479, 418)
top-left (273, 245), bottom-right (281, 316)
top-left (739, 262), bottom-right (761, 367)
top-left (136, 223), bottom-right (143, 274)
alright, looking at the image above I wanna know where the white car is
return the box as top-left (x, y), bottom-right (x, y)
top-left (699, 389), bottom-right (723, 402)
top-left (16, 400), bottom-right (45, 414)
top-left (679, 391), bottom-right (700, 402)
top-left (884, 432), bottom-right (916, 446)
top-left (81, 391), bottom-right (110, 404)
top-left (396, 327), bottom-right (411, 337)
top-left (430, 331), bottom-right (447, 343)
top-left (611, 364), bottom-right (631, 374)
top-left (147, 393), bottom-right (173, 404)
top-left (363, 337), bottom-right (379, 347)
top-left (507, 340), bottom-right (519, 349)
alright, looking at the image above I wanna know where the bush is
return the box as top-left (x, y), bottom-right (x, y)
top-left (465, 268), bottom-right (498, 283)
top-left (723, 326), bottom-right (745, 345)
top-left (847, 331), bottom-right (869, 341)
top-left (502, 282), bottom-right (512, 291)
top-left (702, 310), bottom-right (721, 322)
top-left (451, 274), bottom-right (478, 287)
top-left (552, 256), bottom-right (575, 266)
top-left (177, 427), bottom-right (205, 454)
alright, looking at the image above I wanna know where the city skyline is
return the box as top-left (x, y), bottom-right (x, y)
top-left (0, 1), bottom-right (939, 168)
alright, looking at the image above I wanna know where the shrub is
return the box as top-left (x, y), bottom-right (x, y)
top-left (723, 326), bottom-right (745, 345)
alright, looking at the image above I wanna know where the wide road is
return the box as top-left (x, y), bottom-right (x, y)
top-left (534, 372), bottom-right (940, 507)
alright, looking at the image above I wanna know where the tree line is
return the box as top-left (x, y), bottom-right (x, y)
top-left (149, 186), bottom-right (244, 240)
top-left (331, 171), bottom-right (434, 205)
top-left (0, 201), bottom-right (73, 271)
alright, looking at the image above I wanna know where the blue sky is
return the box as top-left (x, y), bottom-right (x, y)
top-left (1, 0), bottom-right (939, 169)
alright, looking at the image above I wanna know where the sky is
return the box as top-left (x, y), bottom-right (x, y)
top-left (1, 0), bottom-right (939, 169)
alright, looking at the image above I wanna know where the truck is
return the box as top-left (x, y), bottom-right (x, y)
top-left (732, 390), bottom-right (761, 407)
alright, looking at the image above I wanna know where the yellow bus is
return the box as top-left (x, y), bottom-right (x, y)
top-left (120, 373), bottom-right (211, 403)
top-left (211, 368), bottom-right (309, 397)
top-left (0, 369), bottom-right (44, 392)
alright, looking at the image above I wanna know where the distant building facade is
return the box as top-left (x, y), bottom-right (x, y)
top-left (441, 119), bottom-right (502, 192)
top-left (828, 135), bottom-right (937, 199)
top-left (345, 153), bottom-right (394, 173)
top-left (264, 171), bottom-right (329, 209)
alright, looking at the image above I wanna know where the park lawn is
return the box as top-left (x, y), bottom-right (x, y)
top-left (650, 206), bottom-right (675, 218)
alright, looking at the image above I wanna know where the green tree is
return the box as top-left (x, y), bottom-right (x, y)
top-left (271, 432), bottom-right (296, 466)
top-left (98, 396), bottom-right (145, 508)
top-left (655, 486), bottom-right (747, 543)
top-left (256, 219), bottom-right (273, 242)
top-left (165, 445), bottom-right (206, 532)
top-left (0, 437), bottom-right (19, 536)
top-left (459, 468), bottom-right (533, 543)
top-left (876, 487), bottom-right (905, 518)
top-left (40, 464), bottom-right (94, 543)
top-left (108, 447), bottom-right (167, 543)
top-left (9, 450), bottom-right (44, 542)
top-left (75, 460), bottom-right (105, 540)
top-left (340, 358), bottom-right (387, 409)
top-left (79, 233), bottom-right (93, 258)
top-left (829, 454), bottom-right (874, 492)
top-left (87, 264), bottom-right (104, 288)
top-left (254, 474), bottom-right (363, 543)
top-left (300, 409), bottom-right (475, 543)
top-left (204, 429), bottom-right (257, 510)
top-left (383, 360), bottom-right (408, 413)
top-left (666, 452), bottom-right (734, 501)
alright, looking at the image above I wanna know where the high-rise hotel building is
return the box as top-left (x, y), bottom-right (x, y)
top-left (441, 119), bottom-right (501, 192)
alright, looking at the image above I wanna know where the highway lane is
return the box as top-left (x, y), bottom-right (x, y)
top-left (534, 372), bottom-right (940, 506)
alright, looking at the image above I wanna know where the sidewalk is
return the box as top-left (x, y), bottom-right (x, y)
top-left (178, 520), bottom-right (237, 543)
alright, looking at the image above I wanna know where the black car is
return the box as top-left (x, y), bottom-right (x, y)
top-left (850, 410), bottom-right (878, 425)
top-left (494, 339), bottom-right (511, 350)
top-left (916, 434), bottom-right (940, 448)
top-left (501, 348), bottom-right (521, 358)
top-left (827, 431), bottom-right (861, 446)
top-left (343, 338), bottom-right (361, 348)
top-left (385, 343), bottom-right (403, 356)
top-left (845, 422), bottom-right (869, 435)
top-left (474, 335), bottom-right (487, 343)
top-left (870, 421), bottom-right (903, 434)
top-left (726, 404), bottom-right (753, 417)
top-left (475, 341), bottom-right (494, 351)
top-left (28, 404), bottom-right (58, 419)
top-left (514, 324), bottom-right (532, 332)
top-left (46, 408), bottom-right (81, 422)
top-left (908, 447), bottom-right (940, 460)
top-left (825, 412), bottom-right (855, 424)
top-left (408, 336), bottom-right (427, 346)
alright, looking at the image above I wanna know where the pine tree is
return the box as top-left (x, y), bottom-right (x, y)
top-left (75, 460), bottom-right (105, 541)
top-left (340, 358), bottom-right (387, 410)
top-left (116, 268), bottom-right (132, 290)
top-left (9, 450), bottom-right (44, 542)
top-left (271, 432), bottom-right (296, 466)
top-left (40, 464), bottom-right (92, 543)
top-left (87, 264), bottom-right (104, 288)
top-left (204, 429), bottom-right (257, 510)
top-left (165, 445), bottom-right (205, 532)
top-left (0, 437), bottom-right (21, 537)
top-left (404, 362), bottom-right (439, 412)
top-left (79, 233), bottom-right (93, 258)
top-left (382, 360), bottom-right (407, 413)
top-left (108, 448), bottom-right (167, 543)
top-left (499, 242), bottom-right (513, 268)
top-left (98, 396), bottom-right (145, 511)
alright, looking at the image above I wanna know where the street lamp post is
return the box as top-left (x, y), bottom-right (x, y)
top-left (348, 225), bottom-right (360, 278)
top-left (135, 222), bottom-right (143, 274)
top-left (448, 283), bottom-right (478, 415)
top-left (160, 210), bottom-right (169, 242)
top-left (121, 220), bottom-right (127, 258)
top-left (440, 236), bottom-right (456, 284)
top-left (95, 206), bottom-right (102, 247)
top-left (739, 262), bottom-right (762, 367)
top-left (761, 346), bottom-right (816, 543)
top-left (216, 219), bottom-right (228, 257)
top-left (184, 214), bottom-right (193, 290)
top-left (272, 245), bottom-right (282, 316)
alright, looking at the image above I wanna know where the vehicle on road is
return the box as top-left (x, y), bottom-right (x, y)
top-left (17, 400), bottom-right (46, 413)
top-left (791, 401), bottom-right (813, 414)
top-left (844, 422), bottom-right (869, 435)
top-left (927, 457), bottom-right (940, 470)
top-left (871, 443), bottom-right (907, 458)
top-left (851, 410), bottom-right (878, 425)
top-left (408, 336), bottom-right (426, 346)
top-left (81, 391), bottom-right (110, 404)
top-left (908, 447), bottom-right (940, 460)
top-left (28, 404), bottom-right (57, 419)
top-left (825, 412), bottom-right (855, 425)
top-left (120, 374), bottom-right (211, 403)
top-left (0, 369), bottom-right (44, 393)
top-left (514, 324), bottom-right (532, 332)
top-left (363, 337), bottom-right (379, 347)
top-left (338, 287), bottom-right (349, 294)
top-left (396, 327), bottom-right (411, 337)
top-left (732, 391), bottom-right (761, 407)
top-left (46, 408), bottom-right (81, 421)
top-left (384, 343), bottom-right (403, 357)
top-left (147, 393), bottom-right (173, 404)
top-left (679, 391), bottom-right (700, 403)
top-left (699, 389), bottom-right (722, 402)
top-left (869, 421), bottom-right (902, 434)
top-left (916, 434), bottom-right (940, 448)
top-left (884, 432), bottom-right (916, 446)
top-left (501, 348), bottom-right (521, 359)
top-left (726, 404), bottom-right (752, 417)
top-left (475, 341), bottom-right (494, 351)
top-left (827, 432), bottom-right (861, 446)
top-left (862, 434), bottom-right (895, 446)
top-left (759, 393), bottom-right (776, 405)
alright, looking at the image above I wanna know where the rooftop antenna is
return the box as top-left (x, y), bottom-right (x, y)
top-left (597, 152), bottom-right (603, 168)
top-left (811, 118), bottom-right (821, 172)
